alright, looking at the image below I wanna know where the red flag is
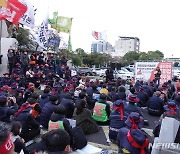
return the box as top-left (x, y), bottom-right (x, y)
top-left (92, 31), bottom-right (106, 40)
top-left (93, 31), bottom-right (99, 40)
top-left (0, 0), bottom-right (27, 25)
top-left (92, 31), bottom-right (102, 40)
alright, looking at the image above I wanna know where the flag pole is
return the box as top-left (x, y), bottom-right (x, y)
top-left (68, 18), bottom-right (72, 52)
top-left (56, 10), bottom-right (58, 30)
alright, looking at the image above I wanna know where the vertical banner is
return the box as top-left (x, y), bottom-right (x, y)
top-left (36, 20), bottom-right (48, 50)
top-left (135, 62), bottom-right (172, 85)
top-left (158, 62), bottom-right (172, 85)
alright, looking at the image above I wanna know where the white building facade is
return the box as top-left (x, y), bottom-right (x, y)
top-left (115, 36), bottom-right (140, 57)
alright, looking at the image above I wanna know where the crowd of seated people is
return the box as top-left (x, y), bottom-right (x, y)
top-left (0, 50), bottom-right (180, 153)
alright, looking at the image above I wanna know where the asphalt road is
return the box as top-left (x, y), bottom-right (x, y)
top-left (142, 107), bottom-right (160, 129)
top-left (86, 108), bottom-right (159, 145)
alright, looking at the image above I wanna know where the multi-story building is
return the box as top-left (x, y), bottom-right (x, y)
top-left (115, 36), bottom-right (140, 57)
top-left (91, 41), bottom-right (104, 53)
top-left (91, 41), bottom-right (114, 53)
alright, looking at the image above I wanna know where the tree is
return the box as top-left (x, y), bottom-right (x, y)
top-left (71, 55), bottom-right (82, 66)
top-left (138, 52), bottom-right (149, 61)
top-left (123, 51), bottom-right (139, 65)
top-left (82, 54), bottom-right (91, 67)
top-left (147, 50), bottom-right (164, 60)
top-left (15, 27), bottom-right (36, 50)
top-left (82, 53), bottom-right (112, 67)
top-left (101, 53), bottom-right (112, 67)
top-left (154, 50), bottom-right (164, 59)
top-left (75, 48), bottom-right (87, 58)
top-left (74, 48), bottom-right (87, 65)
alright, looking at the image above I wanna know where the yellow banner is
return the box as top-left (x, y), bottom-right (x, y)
top-left (0, 0), bottom-right (7, 8)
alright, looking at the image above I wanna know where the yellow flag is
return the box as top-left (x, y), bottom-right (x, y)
top-left (0, 0), bottom-right (7, 8)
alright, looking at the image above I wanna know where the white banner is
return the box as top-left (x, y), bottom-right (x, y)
top-left (135, 61), bottom-right (172, 85)
top-left (36, 20), bottom-right (48, 50)
top-left (19, 0), bottom-right (35, 28)
top-left (59, 39), bottom-right (68, 49)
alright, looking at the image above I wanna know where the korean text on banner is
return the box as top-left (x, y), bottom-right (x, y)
top-left (0, 0), bottom-right (27, 25)
top-left (135, 62), bottom-right (172, 85)
top-left (36, 20), bottom-right (48, 50)
top-left (158, 62), bottom-right (172, 85)
top-left (19, 0), bottom-right (35, 28)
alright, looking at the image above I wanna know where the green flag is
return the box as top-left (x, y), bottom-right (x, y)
top-left (56, 16), bottom-right (72, 33)
top-left (49, 13), bottom-right (72, 33)
top-left (49, 12), bottom-right (58, 27)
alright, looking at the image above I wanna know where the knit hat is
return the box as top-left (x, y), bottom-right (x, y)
top-left (114, 100), bottom-right (125, 120)
top-left (125, 112), bottom-right (144, 129)
top-left (118, 127), bottom-right (149, 154)
top-left (127, 94), bottom-right (139, 103)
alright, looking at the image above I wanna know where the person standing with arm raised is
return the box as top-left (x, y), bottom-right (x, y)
top-left (154, 66), bottom-right (161, 86)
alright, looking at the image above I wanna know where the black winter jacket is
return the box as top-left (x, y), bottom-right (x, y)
top-left (40, 102), bottom-right (58, 128)
top-left (0, 103), bottom-right (18, 122)
top-left (60, 95), bottom-right (75, 119)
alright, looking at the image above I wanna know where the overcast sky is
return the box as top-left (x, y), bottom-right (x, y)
top-left (31, 0), bottom-right (180, 58)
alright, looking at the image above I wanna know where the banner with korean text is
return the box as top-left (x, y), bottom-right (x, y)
top-left (0, 0), bottom-right (27, 25)
top-left (135, 62), bottom-right (172, 85)
top-left (36, 20), bottom-right (48, 50)
top-left (19, 0), bottom-right (35, 28)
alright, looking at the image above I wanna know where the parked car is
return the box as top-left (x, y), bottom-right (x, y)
top-left (113, 69), bottom-right (134, 80)
top-left (76, 67), bottom-right (95, 76)
top-left (172, 67), bottom-right (180, 81)
top-left (122, 66), bottom-right (135, 73)
top-left (91, 68), bottom-right (101, 76)
top-left (92, 67), bottom-right (110, 77)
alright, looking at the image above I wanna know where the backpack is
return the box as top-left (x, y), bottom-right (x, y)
top-left (48, 120), bottom-right (64, 131)
top-left (72, 126), bottom-right (87, 150)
